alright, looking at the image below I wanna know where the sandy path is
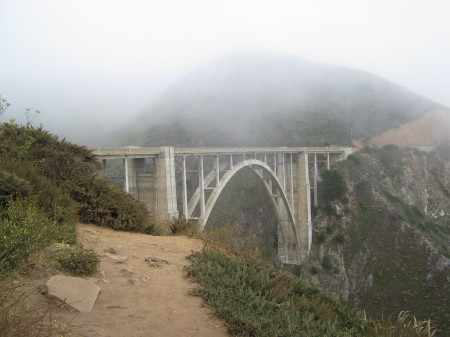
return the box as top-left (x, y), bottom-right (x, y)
top-left (53, 223), bottom-right (228, 337)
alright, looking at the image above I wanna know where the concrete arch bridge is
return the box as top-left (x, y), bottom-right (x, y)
top-left (89, 146), bottom-right (354, 264)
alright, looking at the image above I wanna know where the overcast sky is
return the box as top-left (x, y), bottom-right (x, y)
top-left (0, 0), bottom-right (449, 145)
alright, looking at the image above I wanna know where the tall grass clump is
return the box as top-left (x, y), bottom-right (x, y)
top-left (0, 261), bottom-right (74, 337)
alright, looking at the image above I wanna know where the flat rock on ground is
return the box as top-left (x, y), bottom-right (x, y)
top-left (45, 275), bottom-right (100, 313)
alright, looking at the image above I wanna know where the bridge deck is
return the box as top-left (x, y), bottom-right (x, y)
top-left (88, 146), bottom-right (355, 158)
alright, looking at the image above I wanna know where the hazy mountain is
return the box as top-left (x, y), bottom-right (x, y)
top-left (120, 52), bottom-right (440, 147)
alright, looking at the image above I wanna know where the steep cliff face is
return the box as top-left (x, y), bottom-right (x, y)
top-left (302, 146), bottom-right (450, 335)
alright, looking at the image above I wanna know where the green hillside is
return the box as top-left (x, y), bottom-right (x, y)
top-left (120, 52), bottom-right (439, 147)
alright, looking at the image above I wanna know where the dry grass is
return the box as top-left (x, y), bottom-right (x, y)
top-left (0, 263), bottom-right (74, 337)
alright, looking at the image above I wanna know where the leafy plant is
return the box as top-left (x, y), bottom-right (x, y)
top-left (347, 153), bottom-right (362, 166)
top-left (170, 217), bottom-right (198, 236)
top-left (318, 169), bottom-right (347, 216)
top-left (0, 170), bottom-right (33, 203)
top-left (73, 178), bottom-right (152, 232)
top-left (333, 234), bottom-right (345, 244)
top-left (0, 197), bottom-right (76, 270)
top-left (315, 232), bottom-right (326, 244)
top-left (0, 156), bottom-right (77, 225)
top-left (53, 246), bottom-right (100, 276)
top-left (322, 256), bottom-right (333, 270)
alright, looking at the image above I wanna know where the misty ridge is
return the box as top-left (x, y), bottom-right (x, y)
top-left (116, 52), bottom-right (443, 148)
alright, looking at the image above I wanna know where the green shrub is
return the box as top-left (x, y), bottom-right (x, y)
top-left (319, 170), bottom-right (347, 216)
top-left (333, 234), bottom-right (345, 244)
top-left (0, 124), bottom-right (98, 181)
top-left (73, 178), bottom-right (152, 232)
top-left (0, 155), bottom-right (77, 226)
top-left (54, 247), bottom-right (100, 276)
top-left (319, 170), bottom-right (347, 203)
top-left (347, 153), bottom-right (361, 165)
top-left (171, 218), bottom-right (197, 236)
top-left (0, 170), bottom-right (33, 203)
top-left (315, 232), bottom-right (326, 244)
top-left (0, 124), bottom-right (152, 233)
top-left (322, 256), bottom-right (333, 270)
top-left (202, 223), bottom-right (267, 261)
top-left (0, 198), bottom-right (76, 270)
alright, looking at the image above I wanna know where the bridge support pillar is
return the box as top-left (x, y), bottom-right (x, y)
top-left (155, 147), bottom-right (178, 224)
top-left (124, 157), bottom-right (138, 197)
top-left (296, 153), bottom-right (312, 260)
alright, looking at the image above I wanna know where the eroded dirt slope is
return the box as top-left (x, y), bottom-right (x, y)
top-left (367, 108), bottom-right (450, 147)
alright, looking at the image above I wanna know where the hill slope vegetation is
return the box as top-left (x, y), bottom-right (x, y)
top-left (120, 52), bottom-right (439, 147)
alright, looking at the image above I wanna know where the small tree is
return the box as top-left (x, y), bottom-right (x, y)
top-left (0, 96), bottom-right (10, 116)
top-left (319, 169), bottom-right (347, 212)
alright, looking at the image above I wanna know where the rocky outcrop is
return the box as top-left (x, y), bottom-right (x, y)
top-left (302, 146), bottom-right (450, 335)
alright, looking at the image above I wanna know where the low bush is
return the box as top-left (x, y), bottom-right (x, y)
top-left (0, 155), bottom-right (77, 226)
top-left (319, 169), bottom-right (347, 216)
top-left (202, 223), bottom-right (267, 261)
top-left (0, 123), bottom-right (152, 234)
top-left (0, 197), bottom-right (76, 270)
top-left (73, 178), bottom-right (152, 232)
top-left (0, 170), bottom-right (32, 203)
top-left (319, 170), bottom-right (347, 204)
top-left (315, 232), bottom-right (326, 244)
top-left (53, 246), bottom-right (100, 276)
top-left (333, 234), bottom-right (345, 244)
top-left (170, 218), bottom-right (198, 236)
top-left (347, 153), bottom-right (362, 166)
top-left (322, 256), bottom-right (333, 270)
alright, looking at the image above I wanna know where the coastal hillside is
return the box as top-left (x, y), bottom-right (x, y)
top-left (119, 52), bottom-right (440, 147)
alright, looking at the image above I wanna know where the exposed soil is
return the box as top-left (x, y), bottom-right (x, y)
top-left (367, 108), bottom-right (450, 148)
top-left (25, 223), bottom-right (229, 337)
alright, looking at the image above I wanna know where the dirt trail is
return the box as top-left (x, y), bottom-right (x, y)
top-left (34, 223), bottom-right (229, 337)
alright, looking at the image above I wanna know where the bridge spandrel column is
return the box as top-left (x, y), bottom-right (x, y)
top-left (124, 157), bottom-right (138, 198)
top-left (155, 147), bottom-right (178, 224)
top-left (296, 153), bottom-right (312, 260)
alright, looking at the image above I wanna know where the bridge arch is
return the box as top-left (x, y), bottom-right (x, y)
top-left (195, 159), bottom-right (298, 242)
top-left (90, 146), bottom-right (356, 264)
